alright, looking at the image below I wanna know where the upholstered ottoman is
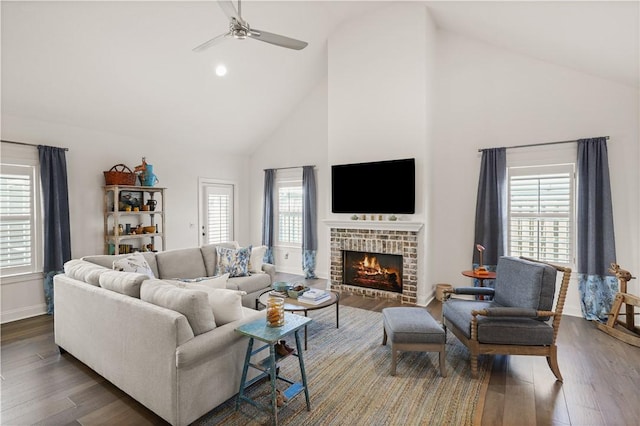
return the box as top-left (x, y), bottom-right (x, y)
top-left (382, 307), bottom-right (446, 377)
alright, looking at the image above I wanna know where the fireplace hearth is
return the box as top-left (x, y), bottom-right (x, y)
top-left (343, 250), bottom-right (402, 293)
top-left (327, 220), bottom-right (422, 304)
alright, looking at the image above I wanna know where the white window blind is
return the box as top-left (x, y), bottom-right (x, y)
top-left (277, 184), bottom-right (303, 246)
top-left (508, 165), bottom-right (574, 264)
top-left (201, 182), bottom-right (234, 245)
top-left (0, 165), bottom-right (37, 274)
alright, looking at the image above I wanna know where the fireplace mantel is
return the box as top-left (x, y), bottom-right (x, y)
top-left (323, 220), bottom-right (423, 232)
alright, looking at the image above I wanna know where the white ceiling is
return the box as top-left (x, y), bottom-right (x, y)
top-left (2, 1), bottom-right (638, 156)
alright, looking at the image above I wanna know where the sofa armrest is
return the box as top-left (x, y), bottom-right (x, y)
top-left (262, 263), bottom-right (276, 283)
top-left (176, 308), bottom-right (265, 369)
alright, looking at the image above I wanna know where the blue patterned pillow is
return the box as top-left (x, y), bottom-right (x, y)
top-left (215, 246), bottom-right (251, 277)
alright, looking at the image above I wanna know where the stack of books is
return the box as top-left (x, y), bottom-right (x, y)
top-left (298, 289), bottom-right (331, 305)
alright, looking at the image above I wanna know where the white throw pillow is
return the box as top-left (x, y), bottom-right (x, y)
top-left (248, 245), bottom-right (268, 274)
top-left (170, 273), bottom-right (229, 290)
top-left (113, 253), bottom-right (155, 278)
top-left (140, 281), bottom-right (216, 335)
top-left (187, 285), bottom-right (246, 326)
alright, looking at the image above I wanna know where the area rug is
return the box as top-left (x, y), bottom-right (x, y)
top-left (197, 305), bottom-right (491, 426)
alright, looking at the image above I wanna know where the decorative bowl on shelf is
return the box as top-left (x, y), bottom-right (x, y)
top-left (142, 225), bottom-right (156, 234)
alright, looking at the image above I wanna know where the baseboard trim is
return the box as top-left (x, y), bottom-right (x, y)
top-left (1, 303), bottom-right (47, 324)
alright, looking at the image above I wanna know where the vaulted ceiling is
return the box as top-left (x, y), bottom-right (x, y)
top-left (2, 1), bottom-right (638, 155)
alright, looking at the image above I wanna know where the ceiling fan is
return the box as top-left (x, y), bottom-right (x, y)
top-left (193, 0), bottom-right (308, 52)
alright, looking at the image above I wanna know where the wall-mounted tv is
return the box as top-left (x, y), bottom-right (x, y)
top-left (331, 158), bottom-right (415, 214)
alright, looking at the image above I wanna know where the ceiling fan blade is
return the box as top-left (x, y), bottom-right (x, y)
top-left (218, 1), bottom-right (244, 24)
top-left (248, 29), bottom-right (308, 50)
top-left (193, 31), bottom-right (231, 52)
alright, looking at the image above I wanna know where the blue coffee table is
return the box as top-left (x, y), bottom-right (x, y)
top-left (235, 313), bottom-right (312, 425)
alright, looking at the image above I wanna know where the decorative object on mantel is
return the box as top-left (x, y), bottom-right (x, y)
top-left (351, 215), bottom-right (359, 220)
top-left (474, 244), bottom-right (489, 275)
top-left (103, 164), bottom-right (136, 185)
top-left (134, 157), bottom-right (159, 187)
top-left (388, 214), bottom-right (397, 221)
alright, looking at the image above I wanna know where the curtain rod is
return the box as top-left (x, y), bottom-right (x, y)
top-left (264, 165), bottom-right (316, 171)
top-left (478, 136), bottom-right (609, 153)
top-left (1, 139), bottom-right (69, 152)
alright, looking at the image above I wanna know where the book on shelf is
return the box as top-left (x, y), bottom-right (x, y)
top-left (298, 293), bottom-right (331, 305)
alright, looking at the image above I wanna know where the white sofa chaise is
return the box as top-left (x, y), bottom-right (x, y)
top-left (54, 244), bottom-right (275, 425)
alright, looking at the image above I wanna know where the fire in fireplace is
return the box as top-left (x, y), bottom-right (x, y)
top-left (343, 250), bottom-right (403, 293)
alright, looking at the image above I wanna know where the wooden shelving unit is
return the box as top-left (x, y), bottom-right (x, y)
top-left (103, 185), bottom-right (166, 255)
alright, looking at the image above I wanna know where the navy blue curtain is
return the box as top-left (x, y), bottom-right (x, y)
top-left (472, 148), bottom-right (507, 286)
top-left (302, 166), bottom-right (317, 279)
top-left (38, 145), bottom-right (71, 314)
top-left (577, 138), bottom-right (617, 321)
top-left (262, 169), bottom-right (276, 264)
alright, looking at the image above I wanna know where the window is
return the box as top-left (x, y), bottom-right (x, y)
top-left (508, 164), bottom-right (574, 264)
top-left (276, 171), bottom-right (303, 246)
top-left (199, 180), bottom-right (234, 245)
top-left (0, 163), bottom-right (40, 275)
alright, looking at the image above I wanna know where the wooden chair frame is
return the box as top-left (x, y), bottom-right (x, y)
top-left (443, 257), bottom-right (572, 381)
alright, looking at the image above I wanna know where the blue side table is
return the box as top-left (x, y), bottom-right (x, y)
top-left (235, 313), bottom-right (312, 425)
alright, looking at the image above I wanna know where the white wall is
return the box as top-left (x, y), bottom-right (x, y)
top-left (432, 32), bottom-right (640, 317)
top-left (1, 114), bottom-right (250, 322)
top-left (248, 79), bottom-right (329, 277)
top-left (327, 3), bottom-right (437, 304)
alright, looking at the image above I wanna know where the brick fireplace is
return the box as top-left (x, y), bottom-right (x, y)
top-left (326, 221), bottom-right (423, 304)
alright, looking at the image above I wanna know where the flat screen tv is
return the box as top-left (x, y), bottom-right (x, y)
top-left (331, 158), bottom-right (415, 214)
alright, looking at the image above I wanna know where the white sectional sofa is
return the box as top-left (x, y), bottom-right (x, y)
top-left (53, 244), bottom-right (275, 425)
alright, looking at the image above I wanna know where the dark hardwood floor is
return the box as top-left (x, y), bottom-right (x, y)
top-left (2, 273), bottom-right (639, 425)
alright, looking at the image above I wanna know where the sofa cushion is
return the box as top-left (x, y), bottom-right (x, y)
top-left (113, 253), bottom-right (155, 278)
top-left (64, 259), bottom-right (109, 286)
top-left (83, 252), bottom-right (159, 278)
top-left (99, 270), bottom-right (149, 298)
top-left (140, 280), bottom-right (216, 336)
top-left (186, 285), bottom-right (246, 326)
top-left (156, 248), bottom-right (207, 279)
top-left (170, 273), bottom-right (229, 289)
top-left (493, 257), bottom-right (557, 312)
top-left (248, 245), bottom-right (268, 274)
top-left (200, 242), bottom-right (239, 277)
top-left (225, 273), bottom-right (272, 294)
top-left (215, 246), bottom-right (251, 278)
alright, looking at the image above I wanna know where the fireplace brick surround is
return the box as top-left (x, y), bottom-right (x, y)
top-left (327, 221), bottom-right (422, 305)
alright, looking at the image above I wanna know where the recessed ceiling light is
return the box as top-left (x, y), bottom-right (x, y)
top-left (215, 64), bottom-right (227, 77)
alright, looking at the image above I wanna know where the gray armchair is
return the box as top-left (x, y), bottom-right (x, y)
top-left (442, 256), bottom-right (572, 381)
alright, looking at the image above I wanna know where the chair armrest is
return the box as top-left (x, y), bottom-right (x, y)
top-left (443, 287), bottom-right (495, 300)
top-left (472, 307), bottom-right (556, 318)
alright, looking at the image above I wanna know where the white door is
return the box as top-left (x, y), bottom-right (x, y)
top-left (199, 181), bottom-right (234, 245)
